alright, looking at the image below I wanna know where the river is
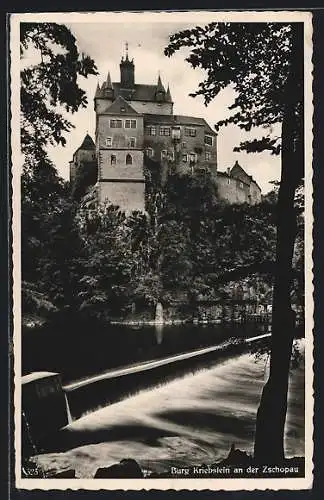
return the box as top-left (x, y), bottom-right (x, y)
top-left (33, 340), bottom-right (305, 478)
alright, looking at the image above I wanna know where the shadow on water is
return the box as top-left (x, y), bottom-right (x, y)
top-left (22, 321), bottom-right (270, 384)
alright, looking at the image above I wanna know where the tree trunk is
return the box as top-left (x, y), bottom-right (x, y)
top-left (254, 23), bottom-right (304, 463)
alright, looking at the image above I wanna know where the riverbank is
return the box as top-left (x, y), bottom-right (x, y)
top-left (29, 343), bottom-right (305, 479)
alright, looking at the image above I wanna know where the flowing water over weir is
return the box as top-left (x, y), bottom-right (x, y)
top-left (33, 335), bottom-right (305, 479)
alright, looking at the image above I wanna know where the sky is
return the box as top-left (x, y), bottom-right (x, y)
top-left (38, 17), bottom-right (282, 194)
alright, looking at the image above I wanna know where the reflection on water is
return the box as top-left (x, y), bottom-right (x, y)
top-left (155, 324), bottom-right (164, 345)
top-left (35, 342), bottom-right (305, 478)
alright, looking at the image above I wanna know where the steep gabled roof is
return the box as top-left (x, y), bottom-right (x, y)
top-left (96, 82), bottom-right (174, 103)
top-left (101, 95), bottom-right (140, 115)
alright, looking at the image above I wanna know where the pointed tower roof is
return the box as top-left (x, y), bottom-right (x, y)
top-left (95, 81), bottom-right (101, 98)
top-left (106, 71), bottom-right (112, 89)
top-left (156, 73), bottom-right (165, 93)
top-left (166, 84), bottom-right (172, 102)
top-left (79, 134), bottom-right (95, 151)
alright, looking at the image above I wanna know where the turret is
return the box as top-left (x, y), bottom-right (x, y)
top-left (165, 84), bottom-right (172, 103)
top-left (104, 71), bottom-right (114, 98)
top-left (155, 74), bottom-right (166, 102)
top-left (120, 45), bottom-right (135, 88)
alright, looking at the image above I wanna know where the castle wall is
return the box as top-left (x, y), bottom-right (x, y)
top-left (217, 174), bottom-right (250, 204)
top-left (98, 180), bottom-right (145, 212)
top-left (98, 150), bottom-right (144, 180)
top-left (69, 149), bottom-right (96, 183)
top-left (97, 115), bottom-right (144, 149)
top-left (143, 124), bottom-right (217, 177)
top-left (249, 181), bottom-right (262, 205)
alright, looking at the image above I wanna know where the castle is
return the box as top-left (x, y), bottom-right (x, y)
top-left (69, 51), bottom-right (261, 210)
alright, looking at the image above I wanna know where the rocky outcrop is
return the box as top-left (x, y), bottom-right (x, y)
top-left (94, 458), bottom-right (144, 478)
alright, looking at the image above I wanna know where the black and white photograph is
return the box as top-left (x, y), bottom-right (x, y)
top-left (11, 10), bottom-right (313, 490)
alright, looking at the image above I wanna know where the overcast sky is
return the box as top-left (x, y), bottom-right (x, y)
top-left (42, 17), bottom-right (282, 193)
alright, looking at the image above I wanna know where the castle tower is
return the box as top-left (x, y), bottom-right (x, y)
top-left (69, 134), bottom-right (96, 185)
top-left (95, 93), bottom-right (145, 212)
top-left (120, 44), bottom-right (135, 89)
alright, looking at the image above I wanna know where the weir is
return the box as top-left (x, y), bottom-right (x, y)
top-left (22, 334), bottom-right (271, 453)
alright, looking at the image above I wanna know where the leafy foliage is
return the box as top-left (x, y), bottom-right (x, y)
top-left (165, 22), bottom-right (302, 156)
top-left (21, 23), bottom-right (98, 164)
top-left (22, 160), bottom-right (83, 321)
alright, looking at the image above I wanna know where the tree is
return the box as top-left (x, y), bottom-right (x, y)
top-left (21, 161), bottom-right (83, 325)
top-left (165, 22), bottom-right (304, 462)
top-left (76, 204), bottom-right (141, 320)
top-left (20, 23), bottom-right (98, 165)
top-left (20, 23), bottom-right (98, 325)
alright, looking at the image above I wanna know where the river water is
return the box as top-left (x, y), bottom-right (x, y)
top-left (33, 340), bottom-right (305, 478)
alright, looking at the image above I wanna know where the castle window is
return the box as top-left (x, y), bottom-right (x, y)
top-left (189, 152), bottom-right (198, 163)
top-left (168, 150), bottom-right (175, 161)
top-left (146, 148), bottom-right (154, 158)
top-left (171, 127), bottom-right (181, 140)
top-left (159, 126), bottom-right (171, 136)
top-left (161, 150), bottom-right (168, 160)
top-left (110, 119), bottom-right (122, 128)
top-left (111, 155), bottom-right (116, 165)
top-left (240, 181), bottom-right (244, 188)
top-left (126, 154), bottom-right (132, 165)
top-left (184, 127), bottom-right (197, 137)
top-left (227, 178), bottom-right (231, 185)
top-left (182, 142), bottom-right (186, 148)
top-left (205, 151), bottom-right (211, 161)
top-left (129, 137), bottom-right (136, 148)
top-left (145, 126), bottom-right (156, 136)
top-left (182, 154), bottom-right (188, 163)
top-left (204, 135), bottom-right (213, 146)
top-left (125, 119), bottom-right (137, 129)
top-left (105, 137), bottom-right (112, 147)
